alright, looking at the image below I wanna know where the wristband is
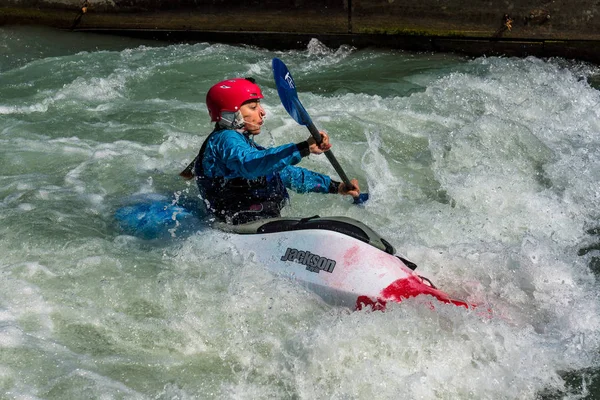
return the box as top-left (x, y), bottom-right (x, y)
top-left (296, 141), bottom-right (310, 157)
top-left (328, 180), bottom-right (341, 194)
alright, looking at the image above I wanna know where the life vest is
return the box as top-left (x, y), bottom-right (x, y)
top-left (194, 129), bottom-right (289, 224)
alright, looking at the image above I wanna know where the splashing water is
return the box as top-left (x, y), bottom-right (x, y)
top-left (1, 25), bottom-right (600, 399)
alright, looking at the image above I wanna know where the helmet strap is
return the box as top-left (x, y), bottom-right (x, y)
top-left (218, 111), bottom-right (245, 131)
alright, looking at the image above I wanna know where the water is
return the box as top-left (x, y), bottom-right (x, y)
top-left (1, 25), bottom-right (600, 399)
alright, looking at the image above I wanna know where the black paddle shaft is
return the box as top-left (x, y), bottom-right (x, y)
top-left (306, 120), bottom-right (352, 187)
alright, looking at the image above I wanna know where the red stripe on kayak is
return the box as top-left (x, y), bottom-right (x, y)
top-left (356, 275), bottom-right (470, 311)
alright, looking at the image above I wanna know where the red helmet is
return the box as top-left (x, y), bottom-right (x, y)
top-left (206, 78), bottom-right (264, 122)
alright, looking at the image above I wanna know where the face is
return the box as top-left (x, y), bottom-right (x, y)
top-left (239, 100), bottom-right (265, 135)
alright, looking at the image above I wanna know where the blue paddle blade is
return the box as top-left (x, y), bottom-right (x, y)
top-left (272, 57), bottom-right (311, 126)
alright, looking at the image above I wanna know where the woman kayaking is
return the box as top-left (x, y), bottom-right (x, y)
top-left (181, 77), bottom-right (361, 224)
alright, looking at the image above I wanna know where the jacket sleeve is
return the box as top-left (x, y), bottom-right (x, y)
top-left (279, 165), bottom-right (333, 194)
top-left (214, 130), bottom-right (305, 180)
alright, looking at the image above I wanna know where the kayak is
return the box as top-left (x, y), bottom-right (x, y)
top-left (114, 196), bottom-right (468, 310)
top-left (214, 216), bottom-right (468, 310)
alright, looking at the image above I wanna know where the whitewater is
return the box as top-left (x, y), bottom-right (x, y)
top-left (1, 26), bottom-right (599, 399)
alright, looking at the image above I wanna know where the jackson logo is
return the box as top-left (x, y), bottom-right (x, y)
top-left (280, 247), bottom-right (336, 273)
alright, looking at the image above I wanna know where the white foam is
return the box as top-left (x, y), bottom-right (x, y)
top-left (0, 325), bottom-right (24, 348)
top-left (0, 103), bottom-right (48, 114)
top-left (2, 36), bottom-right (600, 398)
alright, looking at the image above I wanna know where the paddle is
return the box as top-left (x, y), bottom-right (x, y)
top-left (272, 57), bottom-right (369, 204)
top-left (179, 156), bottom-right (197, 180)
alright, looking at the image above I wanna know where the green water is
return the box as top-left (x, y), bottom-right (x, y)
top-left (1, 25), bottom-right (600, 399)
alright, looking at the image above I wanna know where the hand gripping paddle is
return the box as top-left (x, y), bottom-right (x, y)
top-left (272, 58), bottom-right (369, 204)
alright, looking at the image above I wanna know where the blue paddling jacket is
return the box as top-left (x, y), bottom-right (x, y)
top-left (194, 128), bottom-right (338, 223)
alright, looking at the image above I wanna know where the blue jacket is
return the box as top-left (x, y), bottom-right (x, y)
top-left (200, 129), bottom-right (333, 193)
top-left (194, 129), bottom-right (335, 222)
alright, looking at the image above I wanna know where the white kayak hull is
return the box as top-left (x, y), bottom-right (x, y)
top-left (216, 216), bottom-right (468, 310)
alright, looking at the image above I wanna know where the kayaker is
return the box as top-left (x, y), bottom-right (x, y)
top-left (181, 77), bottom-right (361, 224)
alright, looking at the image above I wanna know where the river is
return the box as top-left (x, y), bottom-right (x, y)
top-left (1, 25), bottom-right (599, 399)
